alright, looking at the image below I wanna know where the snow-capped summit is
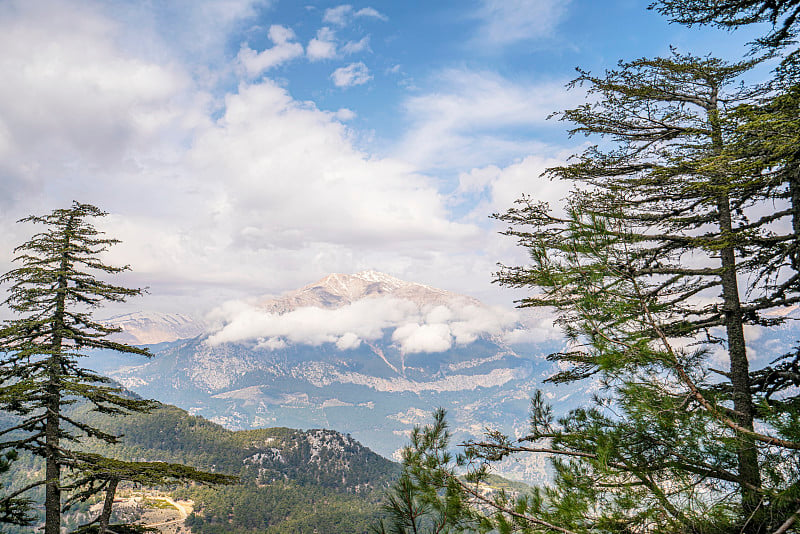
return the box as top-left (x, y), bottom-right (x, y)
top-left (104, 311), bottom-right (205, 345)
top-left (258, 270), bottom-right (478, 314)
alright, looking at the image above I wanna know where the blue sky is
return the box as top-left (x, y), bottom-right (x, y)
top-left (0, 0), bottom-right (769, 316)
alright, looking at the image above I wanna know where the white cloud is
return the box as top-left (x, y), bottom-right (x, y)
top-left (457, 154), bottom-right (573, 219)
top-left (475, 0), bottom-right (570, 46)
top-left (0, 0), bottom-right (199, 208)
top-left (393, 323), bottom-right (453, 354)
top-left (208, 296), bottom-right (420, 346)
top-left (399, 69), bottom-right (579, 170)
top-left (355, 7), bottom-right (387, 21)
top-left (0, 0), bottom-right (491, 316)
top-left (331, 62), bottom-right (372, 87)
top-left (206, 295), bottom-right (522, 354)
top-left (237, 24), bottom-right (304, 77)
top-left (341, 36), bottom-right (371, 55)
top-left (336, 332), bottom-right (362, 350)
top-left (0, 0), bottom-right (568, 321)
top-left (334, 108), bottom-right (356, 121)
top-left (323, 5), bottom-right (353, 26)
top-left (323, 5), bottom-right (387, 26)
top-left (307, 27), bottom-right (337, 60)
top-left (307, 27), bottom-right (369, 62)
top-left (258, 337), bottom-right (288, 350)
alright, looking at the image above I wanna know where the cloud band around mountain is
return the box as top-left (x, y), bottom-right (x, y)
top-left (206, 296), bottom-right (524, 353)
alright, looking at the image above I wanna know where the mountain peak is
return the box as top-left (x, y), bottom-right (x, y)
top-left (259, 271), bottom-right (474, 314)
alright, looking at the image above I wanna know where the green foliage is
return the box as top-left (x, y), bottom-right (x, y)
top-left (184, 482), bottom-right (383, 534)
top-left (379, 9), bottom-right (800, 534)
top-left (0, 449), bottom-right (36, 526)
top-left (0, 399), bottom-right (397, 533)
top-left (0, 202), bottom-right (231, 533)
top-left (87, 403), bottom-right (395, 533)
top-left (374, 409), bottom-right (473, 534)
top-left (107, 406), bottom-right (397, 533)
top-left (651, 0), bottom-right (800, 49)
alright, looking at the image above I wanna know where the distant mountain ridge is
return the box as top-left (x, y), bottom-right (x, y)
top-left (97, 271), bottom-right (561, 483)
top-left (257, 270), bottom-right (480, 313)
top-left (105, 311), bottom-right (205, 345)
top-left (64, 272), bottom-right (800, 486)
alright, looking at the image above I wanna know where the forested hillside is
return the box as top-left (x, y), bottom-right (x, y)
top-left (2, 402), bottom-right (398, 533)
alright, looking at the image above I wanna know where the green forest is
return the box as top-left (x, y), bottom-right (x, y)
top-left (2, 1), bottom-right (800, 533)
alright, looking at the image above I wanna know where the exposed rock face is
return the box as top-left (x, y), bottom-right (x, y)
top-left (101, 272), bottom-right (570, 483)
top-left (258, 270), bottom-right (479, 313)
top-left (91, 274), bottom-right (800, 484)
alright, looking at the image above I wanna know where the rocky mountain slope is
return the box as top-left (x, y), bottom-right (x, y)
top-left (98, 271), bottom-right (567, 483)
top-left (91, 270), bottom-right (800, 484)
top-left (0, 402), bottom-right (396, 533)
top-left (105, 311), bottom-right (205, 345)
top-left (256, 270), bottom-right (478, 313)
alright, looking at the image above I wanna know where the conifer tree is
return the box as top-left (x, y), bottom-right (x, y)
top-left (69, 453), bottom-right (236, 534)
top-left (0, 202), bottom-right (155, 534)
top-left (652, 0), bottom-right (800, 49)
top-left (374, 409), bottom-right (472, 534)
top-left (378, 51), bottom-right (800, 534)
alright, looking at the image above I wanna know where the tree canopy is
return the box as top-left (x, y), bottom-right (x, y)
top-left (378, 6), bottom-right (800, 534)
top-left (0, 202), bottom-right (233, 533)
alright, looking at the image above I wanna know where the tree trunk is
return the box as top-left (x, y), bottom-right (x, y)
top-left (709, 93), bottom-right (763, 533)
top-left (97, 478), bottom-right (119, 534)
top-left (718, 195), bottom-right (763, 532)
top-left (44, 398), bottom-right (60, 534)
top-left (789, 163), bottom-right (800, 271)
top-left (45, 215), bottom-right (73, 534)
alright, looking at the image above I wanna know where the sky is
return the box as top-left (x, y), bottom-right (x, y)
top-left (0, 0), bottom-right (770, 318)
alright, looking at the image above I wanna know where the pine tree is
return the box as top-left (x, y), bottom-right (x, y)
top-left (0, 202), bottom-right (156, 534)
top-left (500, 52), bottom-right (800, 531)
top-left (651, 0), bottom-right (800, 49)
top-left (379, 51), bottom-right (800, 534)
top-left (68, 453), bottom-right (236, 534)
top-left (373, 409), bottom-right (471, 534)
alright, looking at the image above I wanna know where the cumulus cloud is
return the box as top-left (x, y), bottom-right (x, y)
top-left (341, 35), bottom-right (371, 55)
top-left (323, 5), bottom-right (353, 26)
top-left (0, 0), bottom-right (493, 317)
top-left (0, 0), bottom-right (569, 322)
top-left (355, 7), bottom-right (388, 21)
top-left (237, 25), bottom-right (304, 77)
top-left (475, 0), bottom-right (570, 46)
top-left (323, 5), bottom-right (387, 26)
top-left (0, 0), bottom-right (201, 211)
top-left (307, 27), bottom-right (370, 61)
top-left (456, 154), bottom-right (574, 221)
top-left (307, 27), bottom-right (337, 60)
top-left (207, 297), bottom-right (419, 346)
top-left (399, 68), bottom-right (580, 170)
top-left (336, 332), bottom-right (362, 350)
top-left (331, 62), bottom-right (372, 87)
top-left (393, 323), bottom-right (453, 353)
top-left (206, 296), bottom-right (522, 354)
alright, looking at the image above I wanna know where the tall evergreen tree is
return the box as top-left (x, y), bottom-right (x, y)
top-left (508, 52), bottom-right (795, 529)
top-left (0, 202), bottom-right (156, 534)
top-left (374, 409), bottom-right (472, 534)
top-left (378, 51), bottom-right (800, 534)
